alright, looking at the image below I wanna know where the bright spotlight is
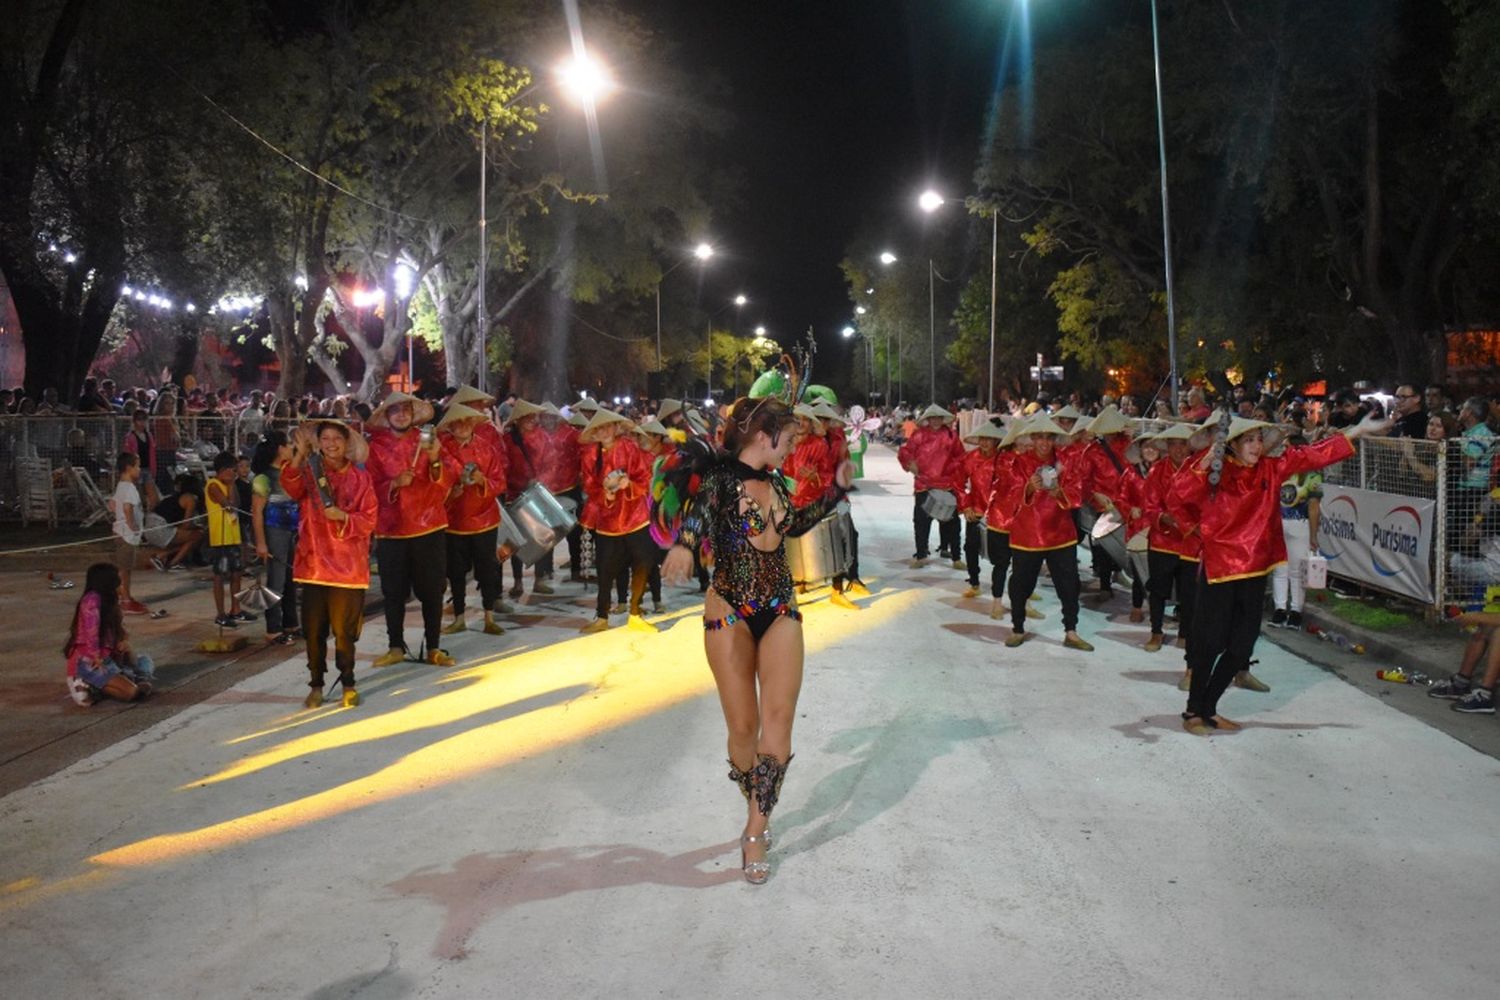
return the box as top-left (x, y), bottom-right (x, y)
top-left (557, 50), bottom-right (616, 105)
top-left (754, 325), bottom-right (767, 336)
top-left (841, 326), bottom-right (855, 338)
top-left (734, 294), bottom-right (747, 306)
top-left (879, 251), bottom-right (898, 265)
top-left (393, 263), bottom-right (415, 300)
top-left (918, 190), bottom-right (945, 213)
top-left (693, 243), bottom-right (715, 261)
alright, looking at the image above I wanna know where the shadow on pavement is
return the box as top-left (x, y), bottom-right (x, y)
top-left (1112, 713), bottom-right (1358, 745)
top-left (389, 842), bottom-right (742, 960)
top-left (773, 712), bottom-right (1005, 861)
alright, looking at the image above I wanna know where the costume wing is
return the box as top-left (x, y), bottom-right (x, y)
top-left (649, 436), bottom-right (723, 549)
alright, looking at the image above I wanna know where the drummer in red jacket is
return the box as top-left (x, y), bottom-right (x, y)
top-left (501, 400), bottom-right (580, 597)
top-left (980, 418), bottom-right (1045, 624)
top-left (957, 419), bottom-right (1004, 599)
top-left (1080, 406), bottom-right (1136, 598)
top-left (1141, 423), bottom-right (1203, 667)
top-left (1176, 412), bottom-right (1389, 735)
top-left (897, 404), bottom-right (967, 568)
top-left (281, 419), bottom-right (378, 709)
top-left (366, 392), bottom-right (462, 668)
top-left (438, 403), bottom-right (508, 638)
top-left (814, 400), bottom-right (868, 602)
top-left (1001, 413), bottom-right (1094, 651)
top-left (578, 409), bottom-right (659, 634)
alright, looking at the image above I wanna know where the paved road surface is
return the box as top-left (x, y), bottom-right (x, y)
top-left (2, 448), bottom-right (1497, 999)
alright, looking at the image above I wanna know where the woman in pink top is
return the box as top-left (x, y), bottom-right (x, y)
top-left (64, 563), bottom-right (155, 705)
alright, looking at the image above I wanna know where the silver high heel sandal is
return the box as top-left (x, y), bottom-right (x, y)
top-left (740, 832), bottom-right (771, 884)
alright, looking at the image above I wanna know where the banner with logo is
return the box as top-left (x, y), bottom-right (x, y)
top-left (1316, 485), bottom-right (1435, 603)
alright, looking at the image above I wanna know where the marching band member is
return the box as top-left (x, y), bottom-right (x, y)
top-left (813, 400), bottom-right (868, 601)
top-left (1001, 413), bottom-right (1094, 651)
top-left (958, 420), bottom-right (1004, 599)
top-left (1177, 413), bottom-right (1389, 735)
top-left (897, 404), bottom-right (966, 568)
top-left (632, 419), bottom-right (673, 613)
top-left (438, 403), bottom-right (508, 637)
top-left (1080, 406), bottom-right (1135, 598)
top-left (281, 419), bottom-right (378, 709)
top-left (366, 392), bottom-right (461, 668)
top-left (535, 403), bottom-right (584, 588)
top-left (1140, 424), bottom-right (1201, 672)
top-left (578, 409), bottom-right (659, 634)
top-left (502, 400), bottom-right (549, 598)
top-left (982, 419), bottom-right (1044, 622)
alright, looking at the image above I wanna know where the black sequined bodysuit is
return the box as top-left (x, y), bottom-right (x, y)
top-left (678, 461), bottom-right (832, 639)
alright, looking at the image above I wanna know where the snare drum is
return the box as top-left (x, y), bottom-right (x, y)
top-left (785, 506), bottom-right (855, 584)
top-left (1083, 507), bottom-right (1130, 567)
top-left (503, 483), bottom-right (579, 566)
top-left (921, 489), bottom-right (958, 522)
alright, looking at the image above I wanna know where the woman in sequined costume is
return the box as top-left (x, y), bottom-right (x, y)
top-left (662, 396), bottom-right (845, 883)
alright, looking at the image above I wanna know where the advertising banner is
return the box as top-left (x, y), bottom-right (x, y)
top-left (1316, 485), bottom-right (1435, 604)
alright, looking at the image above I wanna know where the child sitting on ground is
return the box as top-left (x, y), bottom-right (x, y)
top-left (65, 562), bottom-right (155, 705)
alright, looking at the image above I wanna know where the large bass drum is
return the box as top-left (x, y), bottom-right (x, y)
top-left (785, 502), bottom-right (854, 585)
top-left (502, 483), bottom-right (579, 566)
top-left (1078, 505), bottom-right (1130, 567)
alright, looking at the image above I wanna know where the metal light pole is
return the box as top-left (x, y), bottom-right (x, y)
top-left (477, 121), bottom-right (488, 395)
top-left (656, 242), bottom-right (715, 379)
top-left (1150, 0), bottom-right (1180, 414)
top-left (987, 210), bottom-right (998, 412)
top-left (928, 258), bottom-right (936, 405)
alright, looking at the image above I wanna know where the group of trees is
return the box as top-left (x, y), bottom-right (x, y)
top-left (842, 0), bottom-right (1500, 406)
top-left (1, 0), bottom-right (735, 402)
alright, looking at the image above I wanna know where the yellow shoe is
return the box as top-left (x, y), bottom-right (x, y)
top-left (442, 618), bottom-right (467, 635)
top-left (626, 613), bottom-right (660, 633)
top-left (830, 591), bottom-right (861, 610)
top-left (990, 600), bottom-right (1007, 621)
top-left (1210, 715), bottom-right (1242, 732)
top-left (372, 647), bottom-right (405, 668)
top-left (532, 580), bottom-right (555, 596)
top-left (1234, 671), bottom-right (1270, 692)
top-left (1144, 633), bottom-right (1165, 652)
top-left (426, 649), bottom-right (456, 667)
top-left (482, 615), bottom-right (505, 636)
top-left (1063, 634), bottom-right (1095, 652)
top-left (961, 585), bottom-right (981, 599)
top-left (1025, 605), bottom-right (1045, 620)
top-left (303, 688), bottom-right (323, 709)
top-left (847, 580), bottom-right (872, 597)
top-left (1004, 631), bottom-right (1029, 648)
top-left (1182, 715), bottom-right (1212, 736)
top-left (580, 617), bottom-right (610, 634)
top-left (1177, 670), bottom-right (1192, 692)
top-left (341, 688), bottom-right (361, 708)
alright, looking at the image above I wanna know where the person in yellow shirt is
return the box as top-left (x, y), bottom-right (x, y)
top-left (205, 452), bottom-right (252, 629)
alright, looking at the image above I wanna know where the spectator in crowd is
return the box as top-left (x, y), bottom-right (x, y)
top-left (1390, 384), bottom-right (1427, 438)
top-left (1180, 386), bottom-right (1211, 422)
top-left (110, 452), bottom-right (151, 615)
top-left (250, 431), bottom-right (301, 645)
top-left (1427, 612), bottom-right (1500, 714)
top-left (122, 408), bottom-right (156, 486)
top-left (1328, 389), bottom-right (1370, 428)
top-left (152, 473), bottom-right (205, 570)
top-left (64, 562), bottom-right (155, 706)
top-left (237, 389), bottom-right (266, 447)
top-left (76, 377), bottom-right (109, 413)
top-left (204, 451), bottom-right (252, 629)
top-left (1424, 384), bottom-right (1450, 418)
top-left (1458, 397), bottom-right (1495, 493)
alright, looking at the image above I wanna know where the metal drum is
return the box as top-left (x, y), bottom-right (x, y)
top-left (1125, 529), bottom-right (1151, 584)
top-left (786, 503), bottom-right (854, 585)
top-left (1085, 508), bottom-right (1130, 567)
top-left (922, 488), bottom-right (958, 522)
top-left (503, 482), bottom-right (579, 566)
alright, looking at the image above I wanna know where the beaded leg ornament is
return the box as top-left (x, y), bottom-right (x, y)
top-left (727, 759), bottom-right (753, 802)
top-left (747, 753), bottom-right (794, 817)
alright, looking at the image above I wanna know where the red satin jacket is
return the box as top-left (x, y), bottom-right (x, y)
top-left (1003, 449), bottom-right (1085, 551)
top-left (441, 432), bottom-right (508, 535)
top-left (581, 436), bottom-right (652, 536)
top-left (1182, 435), bottom-right (1354, 583)
top-left (531, 423), bottom-right (581, 494)
top-left (367, 427), bottom-right (460, 538)
top-left (1082, 436), bottom-right (1133, 512)
top-left (983, 451), bottom-right (1022, 532)
top-left (1143, 457), bottom-right (1202, 561)
top-left (958, 448), bottom-right (1000, 518)
top-left (281, 459), bottom-right (377, 589)
top-left (897, 426), bottom-right (965, 492)
top-left (785, 435), bottom-right (833, 508)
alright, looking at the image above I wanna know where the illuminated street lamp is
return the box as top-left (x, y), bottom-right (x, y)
top-left (556, 50), bottom-right (616, 107)
top-left (879, 251), bottom-right (898, 265)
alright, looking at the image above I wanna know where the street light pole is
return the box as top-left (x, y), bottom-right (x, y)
top-left (987, 209), bottom-right (998, 412)
top-left (477, 121), bottom-right (488, 395)
top-left (1150, 0), bottom-right (1180, 414)
top-left (928, 258), bottom-right (936, 405)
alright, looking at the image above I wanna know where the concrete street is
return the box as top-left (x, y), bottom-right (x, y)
top-left (2, 447), bottom-right (1498, 999)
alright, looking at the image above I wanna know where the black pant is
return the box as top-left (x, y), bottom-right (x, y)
top-left (987, 529), bottom-right (1012, 598)
top-left (559, 486), bottom-right (584, 578)
top-left (1186, 573), bottom-right (1267, 718)
top-left (377, 530), bottom-right (447, 652)
top-left (264, 525), bottom-right (299, 634)
top-left (595, 528), bottom-right (656, 618)
top-left (1009, 545), bottom-right (1080, 633)
top-left (302, 584), bottom-right (364, 689)
top-left (447, 527), bottom-right (501, 615)
top-left (913, 494), bottom-right (960, 560)
top-left (833, 521), bottom-right (861, 589)
top-left (1147, 550), bottom-right (1197, 640)
top-left (963, 520), bottom-right (984, 586)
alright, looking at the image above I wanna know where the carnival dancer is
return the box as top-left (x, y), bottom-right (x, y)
top-left (1140, 423), bottom-right (1202, 676)
top-left (1080, 405), bottom-right (1135, 599)
top-left (659, 396), bottom-right (848, 884)
top-left (281, 419), bottom-right (378, 708)
top-left (1001, 413), bottom-right (1094, 651)
top-left (1177, 413), bottom-right (1389, 735)
top-left (897, 404), bottom-right (966, 568)
top-left (438, 403), bottom-right (508, 637)
top-left (813, 400), bottom-right (869, 601)
top-left (578, 409), bottom-right (659, 633)
top-left (958, 420), bottom-right (1004, 599)
top-left (366, 391), bottom-right (460, 668)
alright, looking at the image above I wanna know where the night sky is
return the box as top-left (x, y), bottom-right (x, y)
top-left (625, 0), bottom-right (1016, 351)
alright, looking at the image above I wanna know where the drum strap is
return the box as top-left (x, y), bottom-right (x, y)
top-left (1095, 439), bottom-right (1127, 476)
top-left (510, 427), bottom-right (539, 481)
